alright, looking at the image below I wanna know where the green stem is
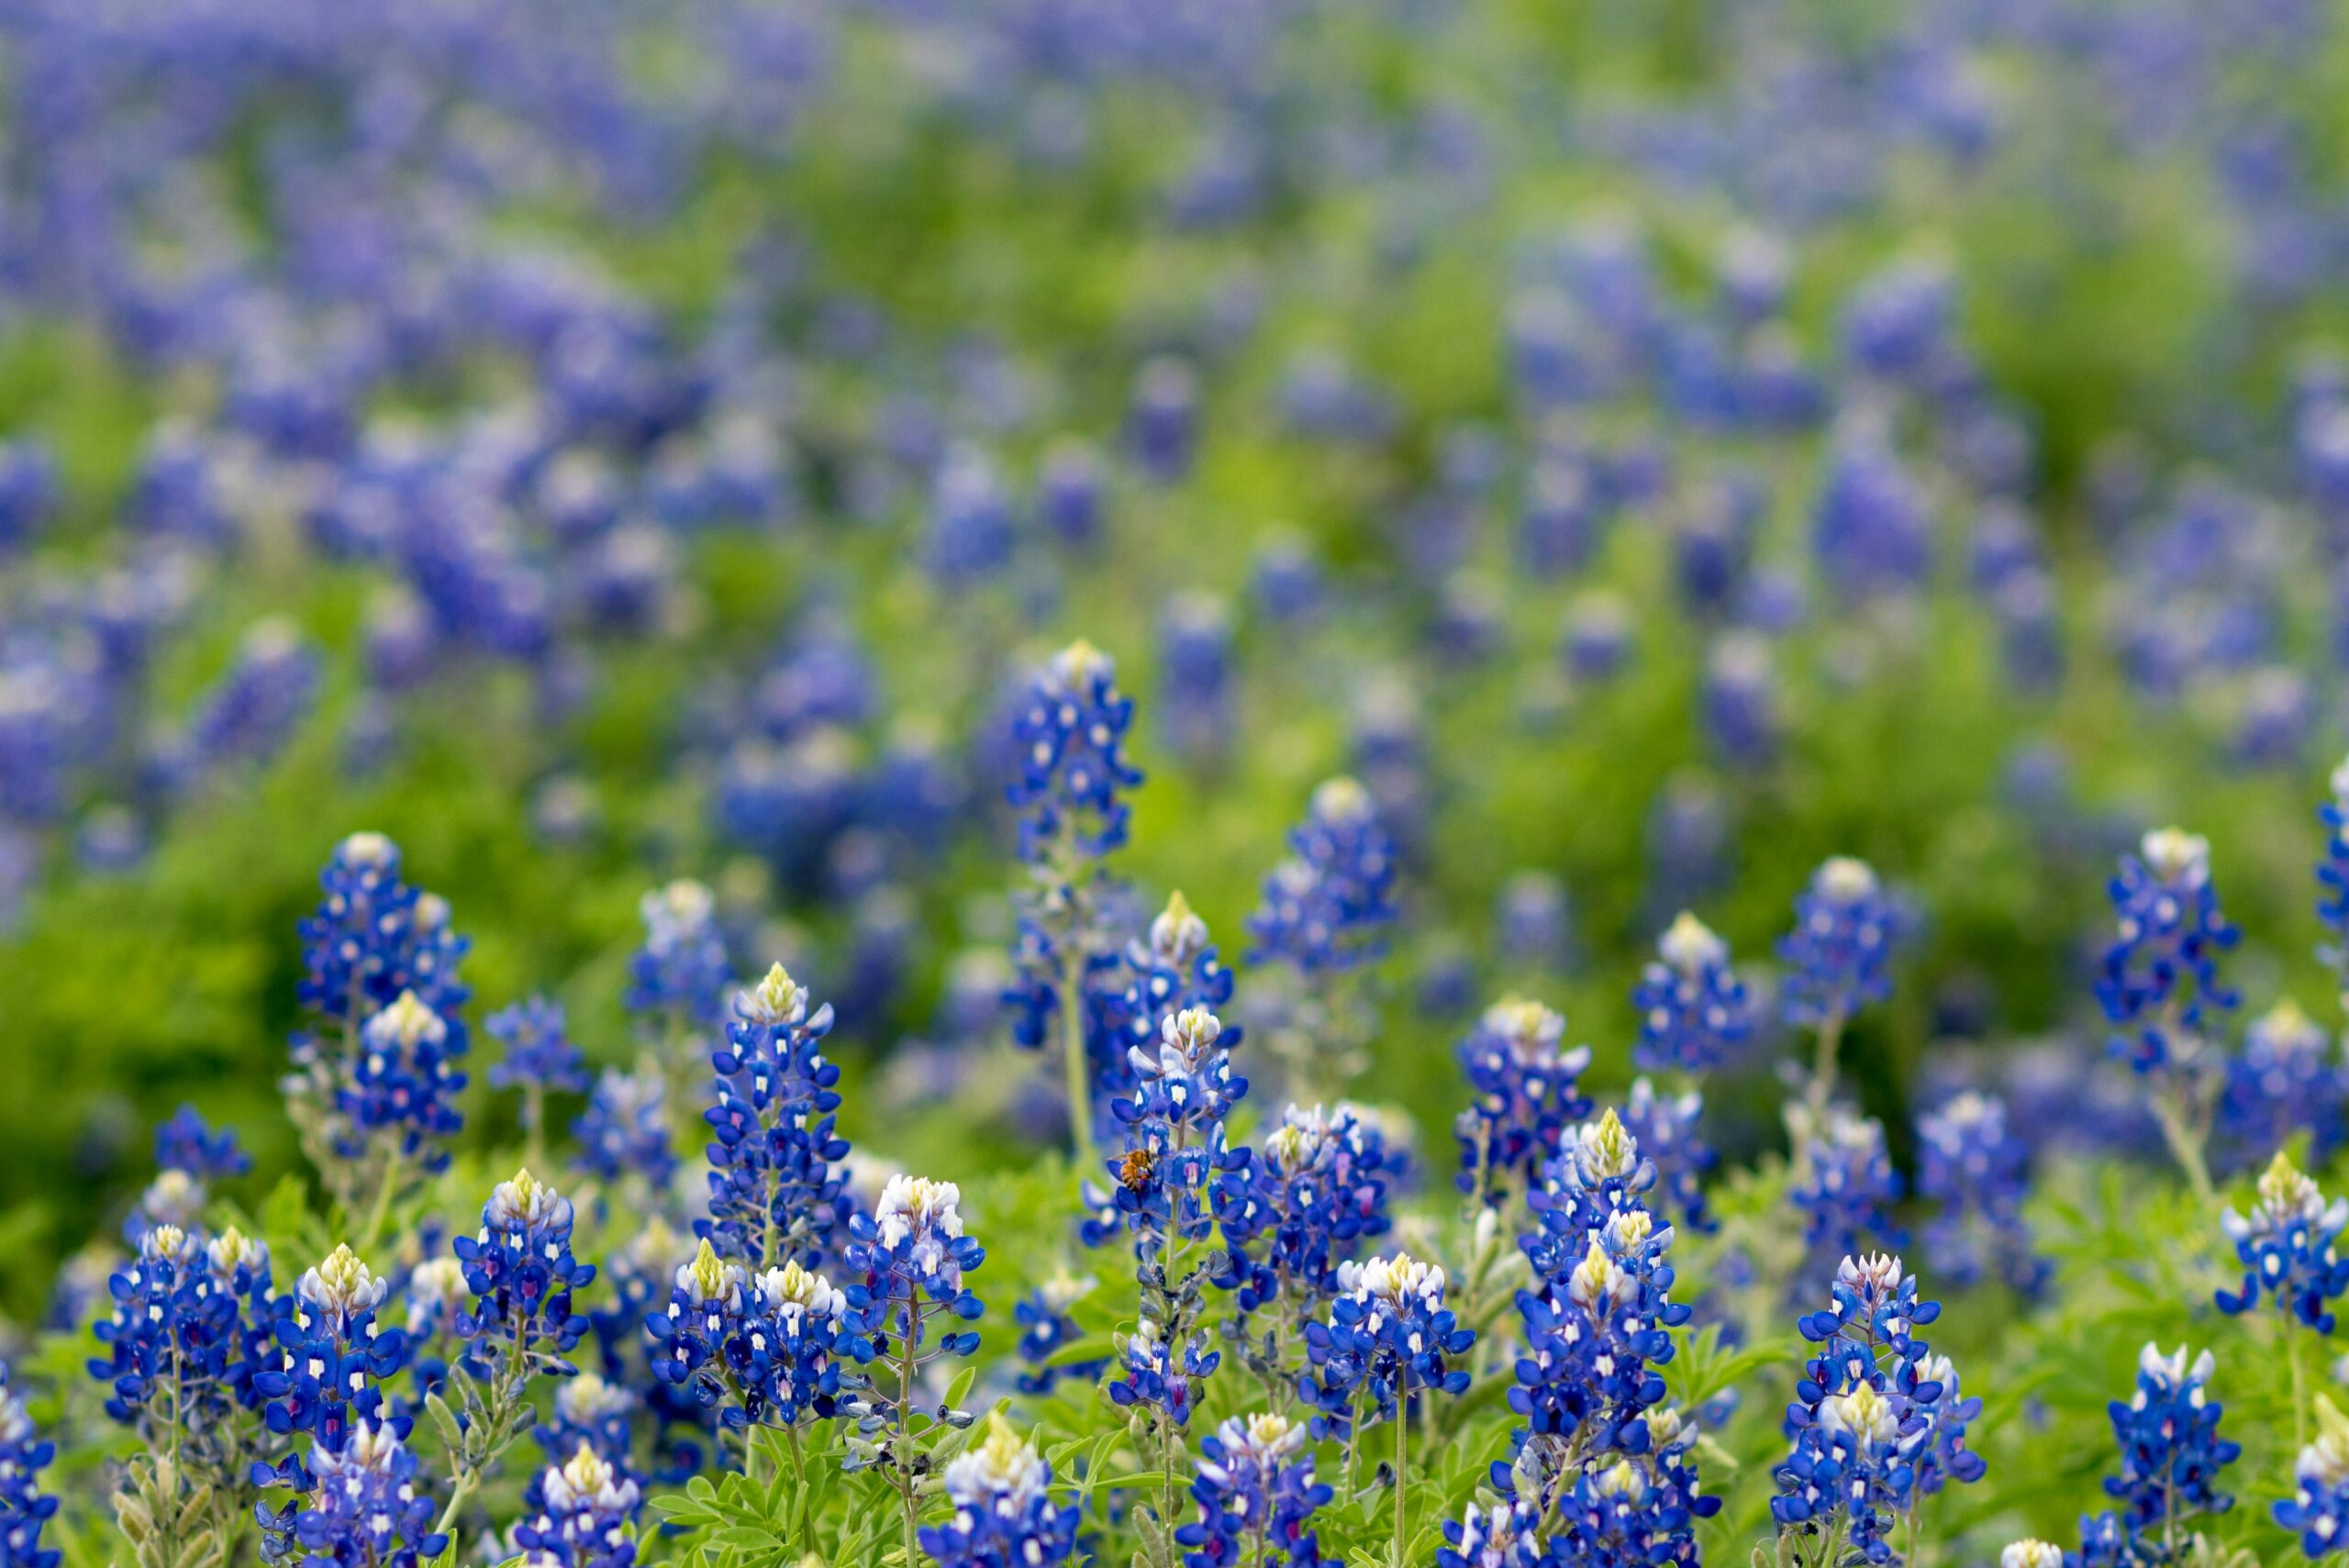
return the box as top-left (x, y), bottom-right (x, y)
top-left (1390, 1398), bottom-right (1409, 1568)
top-left (1059, 934), bottom-right (1093, 1163)
top-left (895, 1314), bottom-right (921, 1566)
top-left (1806, 1007), bottom-right (1847, 1117)
top-left (2291, 1321), bottom-right (2310, 1453)
top-left (430, 1472), bottom-right (477, 1551)
top-left (359, 1141), bottom-right (406, 1255)
top-left (2151, 1085), bottom-right (2215, 1208)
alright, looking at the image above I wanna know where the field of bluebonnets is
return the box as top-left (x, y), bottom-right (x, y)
top-left (18, 0), bottom-right (2349, 1566)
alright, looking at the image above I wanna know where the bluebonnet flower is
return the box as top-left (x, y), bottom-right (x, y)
top-left (2217, 1152), bottom-right (2349, 1330)
top-left (2099, 827), bottom-right (2242, 1194)
top-left (1130, 357), bottom-right (1201, 485)
top-left (1916, 1092), bottom-right (2045, 1296)
top-left (573, 1068), bottom-right (676, 1190)
top-left (0, 1362), bottom-right (61, 1568)
top-left (1249, 778), bottom-right (1399, 977)
top-left (533, 1374), bottom-right (641, 1498)
top-left (1812, 437), bottom-right (1932, 604)
top-left (1512, 1110), bottom-right (1689, 1457)
top-left (1008, 639), bottom-right (1142, 862)
top-left (1111, 893), bottom-right (1239, 1089)
top-left (2276, 1395), bottom-right (2349, 1560)
top-left (1159, 592), bottom-right (1235, 766)
top-left (1563, 595), bottom-right (1633, 684)
top-left (0, 441), bottom-right (57, 551)
top-left (1435, 1498), bottom-right (1545, 1568)
top-left (627, 880), bottom-right (732, 1028)
top-left (846, 1175), bottom-right (985, 1411)
top-left (1497, 873), bottom-right (1574, 969)
top-left (1014, 1275), bottom-right (1103, 1396)
top-left (1299, 1253), bottom-right (1474, 1440)
top-left (2217, 1000), bottom-right (2344, 1170)
top-left (127, 1168), bottom-right (208, 1240)
top-left (703, 963), bottom-right (854, 1272)
top-left (210, 1228), bottom-right (278, 1416)
top-left (1453, 998), bottom-right (1593, 1207)
top-left (454, 1168), bottom-right (596, 1360)
top-left (1780, 857), bottom-right (1902, 1032)
top-left (918, 1416), bottom-right (1080, 1568)
top-left (1218, 1101), bottom-right (1401, 1318)
top-left (1109, 1315), bottom-right (1219, 1430)
top-left (514, 1444), bottom-right (641, 1568)
top-left (1086, 1006), bottom-right (1249, 1256)
top-left (2098, 828), bottom-right (2239, 1079)
top-left (1253, 536), bottom-right (1325, 625)
top-left (2076, 1343), bottom-right (2240, 1562)
top-left (399, 1255), bottom-right (466, 1395)
top-left (1772, 1253), bottom-right (1983, 1564)
top-left (296, 833), bottom-right (470, 1025)
top-left (153, 1105), bottom-right (251, 1180)
top-left (1547, 1423), bottom-right (1720, 1568)
top-left (255, 1245), bottom-right (409, 1453)
top-left (1790, 1110), bottom-right (1906, 1266)
top-left (645, 1240), bottom-right (751, 1412)
top-left (1623, 1077), bottom-right (1715, 1235)
top-left (1701, 633), bottom-right (1779, 764)
top-left (1176, 1411), bottom-right (1330, 1568)
top-left (731, 1258), bottom-right (871, 1430)
top-left (339, 990), bottom-right (468, 1173)
top-left (1633, 912), bottom-right (1754, 1075)
top-left (489, 996), bottom-right (589, 1095)
top-left (170, 619), bottom-right (320, 782)
top-left (1907, 1349), bottom-right (1987, 1500)
top-left (256, 1421), bottom-right (447, 1568)
top-left (1038, 439), bottom-right (1107, 549)
top-left (87, 1224), bottom-right (240, 1440)
top-left (924, 444), bottom-right (1015, 584)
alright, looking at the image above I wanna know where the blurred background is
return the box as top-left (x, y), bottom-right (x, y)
top-left (0, 0), bottom-right (2345, 1320)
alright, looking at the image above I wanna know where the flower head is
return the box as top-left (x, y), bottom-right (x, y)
top-left (1455, 997), bottom-right (1593, 1205)
top-left (1007, 639), bottom-right (1142, 862)
top-left (1249, 777), bottom-right (1398, 977)
top-left (922, 1415), bottom-right (1079, 1568)
top-left (2218, 1151), bottom-right (2349, 1329)
top-left (2099, 826), bottom-right (2240, 1078)
top-left (1633, 913), bottom-right (1753, 1074)
top-left (1779, 858), bottom-right (1902, 1029)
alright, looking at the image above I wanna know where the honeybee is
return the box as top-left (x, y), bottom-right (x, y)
top-left (1118, 1148), bottom-right (1156, 1193)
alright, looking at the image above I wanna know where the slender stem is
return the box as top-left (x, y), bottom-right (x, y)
top-left (895, 1307), bottom-right (921, 1566)
top-left (1059, 932), bottom-right (1093, 1162)
top-left (1806, 1006), bottom-right (1847, 1117)
top-left (1390, 1396), bottom-right (1409, 1568)
top-left (2151, 1084), bottom-right (2215, 1208)
top-left (360, 1141), bottom-right (406, 1255)
top-left (2291, 1321), bottom-right (2310, 1452)
top-left (1160, 1416), bottom-right (1181, 1566)
top-left (430, 1472), bottom-right (478, 1548)
top-left (524, 1083), bottom-right (546, 1173)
